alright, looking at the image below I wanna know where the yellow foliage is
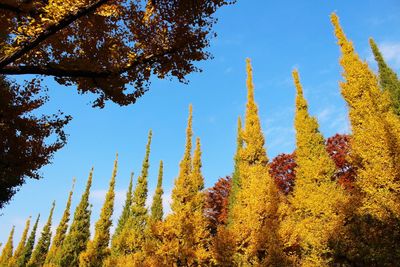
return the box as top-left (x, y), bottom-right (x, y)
top-left (230, 59), bottom-right (284, 265)
top-left (154, 108), bottom-right (211, 266)
top-left (331, 13), bottom-right (400, 220)
top-left (280, 70), bottom-right (347, 266)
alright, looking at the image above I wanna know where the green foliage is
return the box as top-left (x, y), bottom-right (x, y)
top-left (111, 131), bottom-right (152, 262)
top-left (111, 172), bottom-right (134, 252)
top-left (44, 180), bottom-right (75, 266)
top-left (150, 160), bottom-right (164, 222)
top-left (27, 202), bottom-right (55, 267)
top-left (59, 169), bottom-right (93, 267)
top-left (79, 156), bottom-right (117, 267)
top-left (370, 38), bottom-right (400, 116)
top-left (17, 214), bottom-right (40, 267)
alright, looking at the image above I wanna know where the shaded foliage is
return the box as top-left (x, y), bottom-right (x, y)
top-left (0, 0), bottom-right (236, 107)
top-left (0, 76), bottom-right (70, 209)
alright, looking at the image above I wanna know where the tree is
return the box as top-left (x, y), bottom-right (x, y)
top-left (27, 202), bottom-right (55, 267)
top-left (110, 172), bottom-right (134, 252)
top-left (80, 155), bottom-right (117, 267)
top-left (281, 70), bottom-right (347, 266)
top-left (369, 38), bottom-right (400, 116)
top-left (0, 76), bottom-right (71, 208)
top-left (59, 168), bottom-right (93, 267)
top-left (111, 131), bottom-right (152, 264)
top-left (330, 13), bottom-right (400, 265)
top-left (0, 226), bottom-right (14, 266)
top-left (150, 160), bottom-right (164, 222)
top-left (0, 0), bottom-right (235, 108)
top-left (227, 117), bottom-right (242, 223)
top-left (8, 216), bottom-right (31, 266)
top-left (204, 176), bottom-right (232, 234)
top-left (154, 107), bottom-right (211, 265)
top-left (269, 153), bottom-right (296, 195)
top-left (332, 13), bottom-right (400, 220)
top-left (17, 214), bottom-right (40, 267)
top-left (229, 59), bottom-right (285, 265)
top-left (44, 180), bottom-right (75, 266)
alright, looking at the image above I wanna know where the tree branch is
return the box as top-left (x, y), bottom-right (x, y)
top-left (0, 49), bottom-right (176, 78)
top-left (0, 0), bottom-right (111, 69)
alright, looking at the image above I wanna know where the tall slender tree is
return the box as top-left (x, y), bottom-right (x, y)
top-left (8, 217), bottom-right (30, 266)
top-left (0, 226), bottom-right (14, 266)
top-left (112, 131), bottom-right (152, 264)
top-left (369, 38), bottom-right (400, 116)
top-left (59, 169), bottom-right (93, 267)
top-left (282, 70), bottom-right (346, 266)
top-left (17, 214), bottom-right (40, 267)
top-left (27, 202), bottom-right (55, 267)
top-left (331, 13), bottom-right (400, 221)
top-left (111, 172), bottom-right (134, 251)
top-left (44, 180), bottom-right (75, 266)
top-left (230, 59), bottom-right (285, 265)
top-left (80, 155), bottom-right (118, 267)
top-left (150, 160), bottom-right (164, 222)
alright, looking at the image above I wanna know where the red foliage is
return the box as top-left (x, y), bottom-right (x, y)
top-left (269, 153), bottom-right (297, 195)
top-left (269, 134), bottom-right (356, 194)
top-left (204, 176), bottom-right (232, 234)
top-left (326, 133), bottom-right (356, 190)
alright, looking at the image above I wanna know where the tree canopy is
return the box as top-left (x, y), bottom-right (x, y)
top-left (0, 0), bottom-right (235, 107)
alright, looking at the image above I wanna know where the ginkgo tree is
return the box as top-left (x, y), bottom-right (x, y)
top-left (0, 0), bottom-right (236, 107)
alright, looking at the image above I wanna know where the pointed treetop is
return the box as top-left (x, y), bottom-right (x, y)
top-left (246, 58), bottom-right (255, 106)
top-left (192, 137), bottom-right (204, 191)
top-left (330, 13), bottom-right (354, 55)
top-left (185, 104), bottom-right (193, 165)
top-left (369, 38), bottom-right (400, 115)
top-left (292, 69), bottom-right (308, 111)
top-left (157, 160), bottom-right (163, 189)
top-left (0, 225), bottom-right (15, 265)
top-left (18, 214), bottom-right (40, 266)
top-left (112, 171), bottom-right (134, 244)
top-left (12, 216), bottom-right (31, 262)
top-left (241, 58), bottom-right (268, 165)
top-left (27, 202), bottom-right (55, 267)
top-left (150, 160), bottom-right (164, 222)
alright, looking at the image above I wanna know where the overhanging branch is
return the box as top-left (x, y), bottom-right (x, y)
top-left (0, 0), bottom-right (111, 69)
top-left (0, 48), bottom-right (176, 78)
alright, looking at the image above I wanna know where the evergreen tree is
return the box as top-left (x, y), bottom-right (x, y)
top-left (230, 59), bottom-right (285, 265)
top-left (282, 70), bottom-right (346, 266)
top-left (0, 226), bottom-right (14, 266)
top-left (228, 117), bottom-right (243, 224)
top-left (331, 13), bottom-right (400, 221)
top-left (110, 172), bottom-right (134, 251)
top-left (112, 131), bottom-right (152, 264)
top-left (44, 180), bottom-right (75, 266)
top-left (27, 202), bottom-right (55, 267)
top-left (8, 217), bottom-right (30, 267)
top-left (150, 160), bottom-right (164, 222)
top-left (369, 38), bottom-right (400, 116)
top-left (17, 214), bottom-right (40, 267)
top-left (80, 156), bottom-right (117, 267)
top-left (155, 107), bottom-right (211, 265)
top-left (59, 169), bottom-right (93, 267)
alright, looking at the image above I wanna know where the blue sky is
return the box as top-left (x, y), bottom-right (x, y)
top-left (1, 0), bottom-right (400, 244)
